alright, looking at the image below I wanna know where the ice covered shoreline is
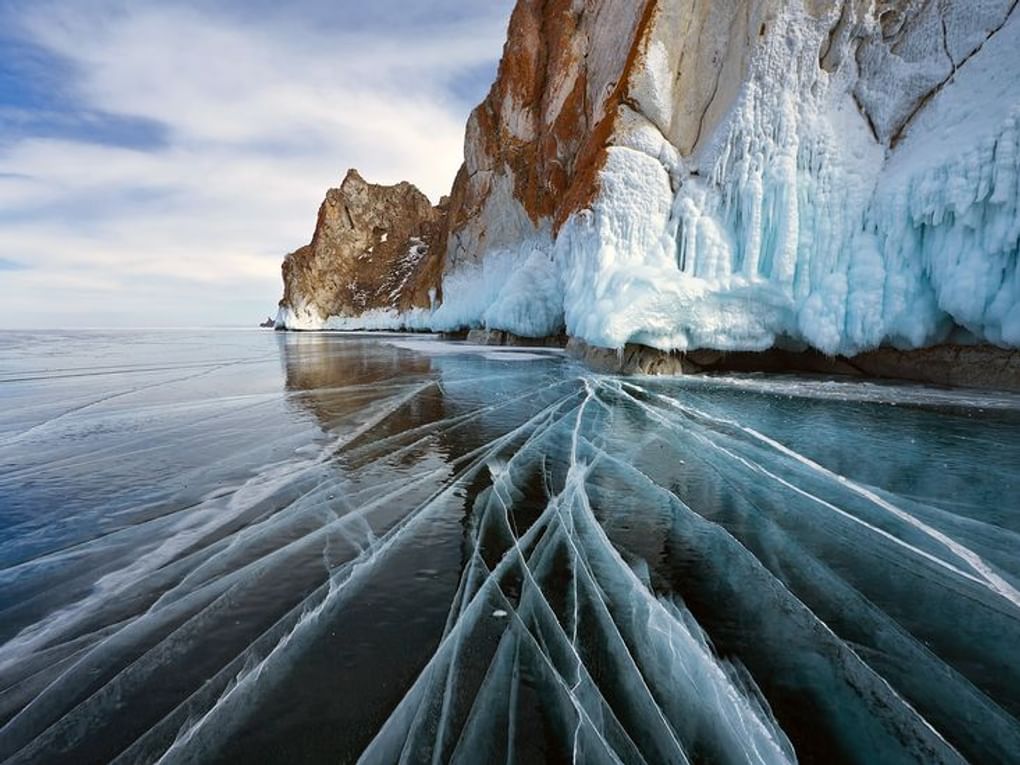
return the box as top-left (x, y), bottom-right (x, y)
top-left (272, 321), bottom-right (1020, 392)
top-left (275, 0), bottom-right (1020, 392)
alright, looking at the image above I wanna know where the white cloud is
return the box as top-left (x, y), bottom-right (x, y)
top-left (0, 0), bottom-right (511, 327)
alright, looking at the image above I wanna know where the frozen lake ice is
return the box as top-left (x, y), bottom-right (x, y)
top-left (0, 330), bottom-right (1018, 763)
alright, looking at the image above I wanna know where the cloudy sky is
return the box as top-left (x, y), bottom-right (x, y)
top-left (0, 0), bottom-right (513, 328)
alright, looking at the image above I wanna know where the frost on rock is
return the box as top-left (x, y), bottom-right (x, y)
top-left (428, 238), bottom-right (564, 338)
top-left (277, 0), bottom-right (1020, 361)
top-left (872, 6), bottom-right (1020, 348)
top-left (556, 1), bottom-right (1020, 356)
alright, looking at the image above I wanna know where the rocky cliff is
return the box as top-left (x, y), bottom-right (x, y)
top-left (277, 0), bottom-right (1020, 385)
top-left (277, 170), bottom-right (447, 329)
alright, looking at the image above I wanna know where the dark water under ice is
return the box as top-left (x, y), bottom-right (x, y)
top-left (1, 329), bottom-right (1019, 765)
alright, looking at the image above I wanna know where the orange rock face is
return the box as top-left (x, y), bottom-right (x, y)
top-left (279, 170), bottom-right (447, 325)
top-left (442, 0), bottom-right (656, 269)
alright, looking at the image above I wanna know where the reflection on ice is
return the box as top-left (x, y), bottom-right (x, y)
top-left (0, 331), bottom-right (1018, 764)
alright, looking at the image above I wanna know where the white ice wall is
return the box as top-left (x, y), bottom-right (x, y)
top-left (281, 1), bottom-right (1020, 359)
top-left (553, 1), bottom-right (1020, 356)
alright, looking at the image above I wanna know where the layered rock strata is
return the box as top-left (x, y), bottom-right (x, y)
top-left (277, 0), bottom-right (1020, 388)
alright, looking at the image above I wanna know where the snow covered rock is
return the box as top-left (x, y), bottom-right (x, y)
top-left (558, 0), bottom-right (1020, 358)
top-left (278, 0), bottom-right (1020, 379)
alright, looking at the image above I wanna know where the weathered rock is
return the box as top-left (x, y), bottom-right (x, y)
top-left (570, 338), bottom-right (1020, 391)
top-left (850, 345), bottom-right (1020, 392)
top-left (442, 0), bottom-right (1018, 270)
top-left (442, 0), bottom-right (656, 269)
top-left (567, 338), bottom-right (703, 375)
top-left (278, 169), bottom-right (448, 328)
top-left (466, 329), bottom-right (567, 348)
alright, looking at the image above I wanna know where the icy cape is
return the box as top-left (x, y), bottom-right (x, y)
top-left (277, 0), bottom-right (1020, 359)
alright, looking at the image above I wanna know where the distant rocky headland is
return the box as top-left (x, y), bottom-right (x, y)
top-left (275, 0), bottom-right (1020, 391)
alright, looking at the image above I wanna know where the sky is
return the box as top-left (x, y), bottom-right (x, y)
top-left (0, 0), bottom-right (513, 328)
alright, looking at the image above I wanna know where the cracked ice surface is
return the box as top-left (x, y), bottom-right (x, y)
top-left (0, 331), bottom-right (1019, 763)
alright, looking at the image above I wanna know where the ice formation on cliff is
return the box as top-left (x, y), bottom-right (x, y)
top-left (557, 2), bottom-right (1020, 356)
top-left (278, 0), bottom-right (1020, 359)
